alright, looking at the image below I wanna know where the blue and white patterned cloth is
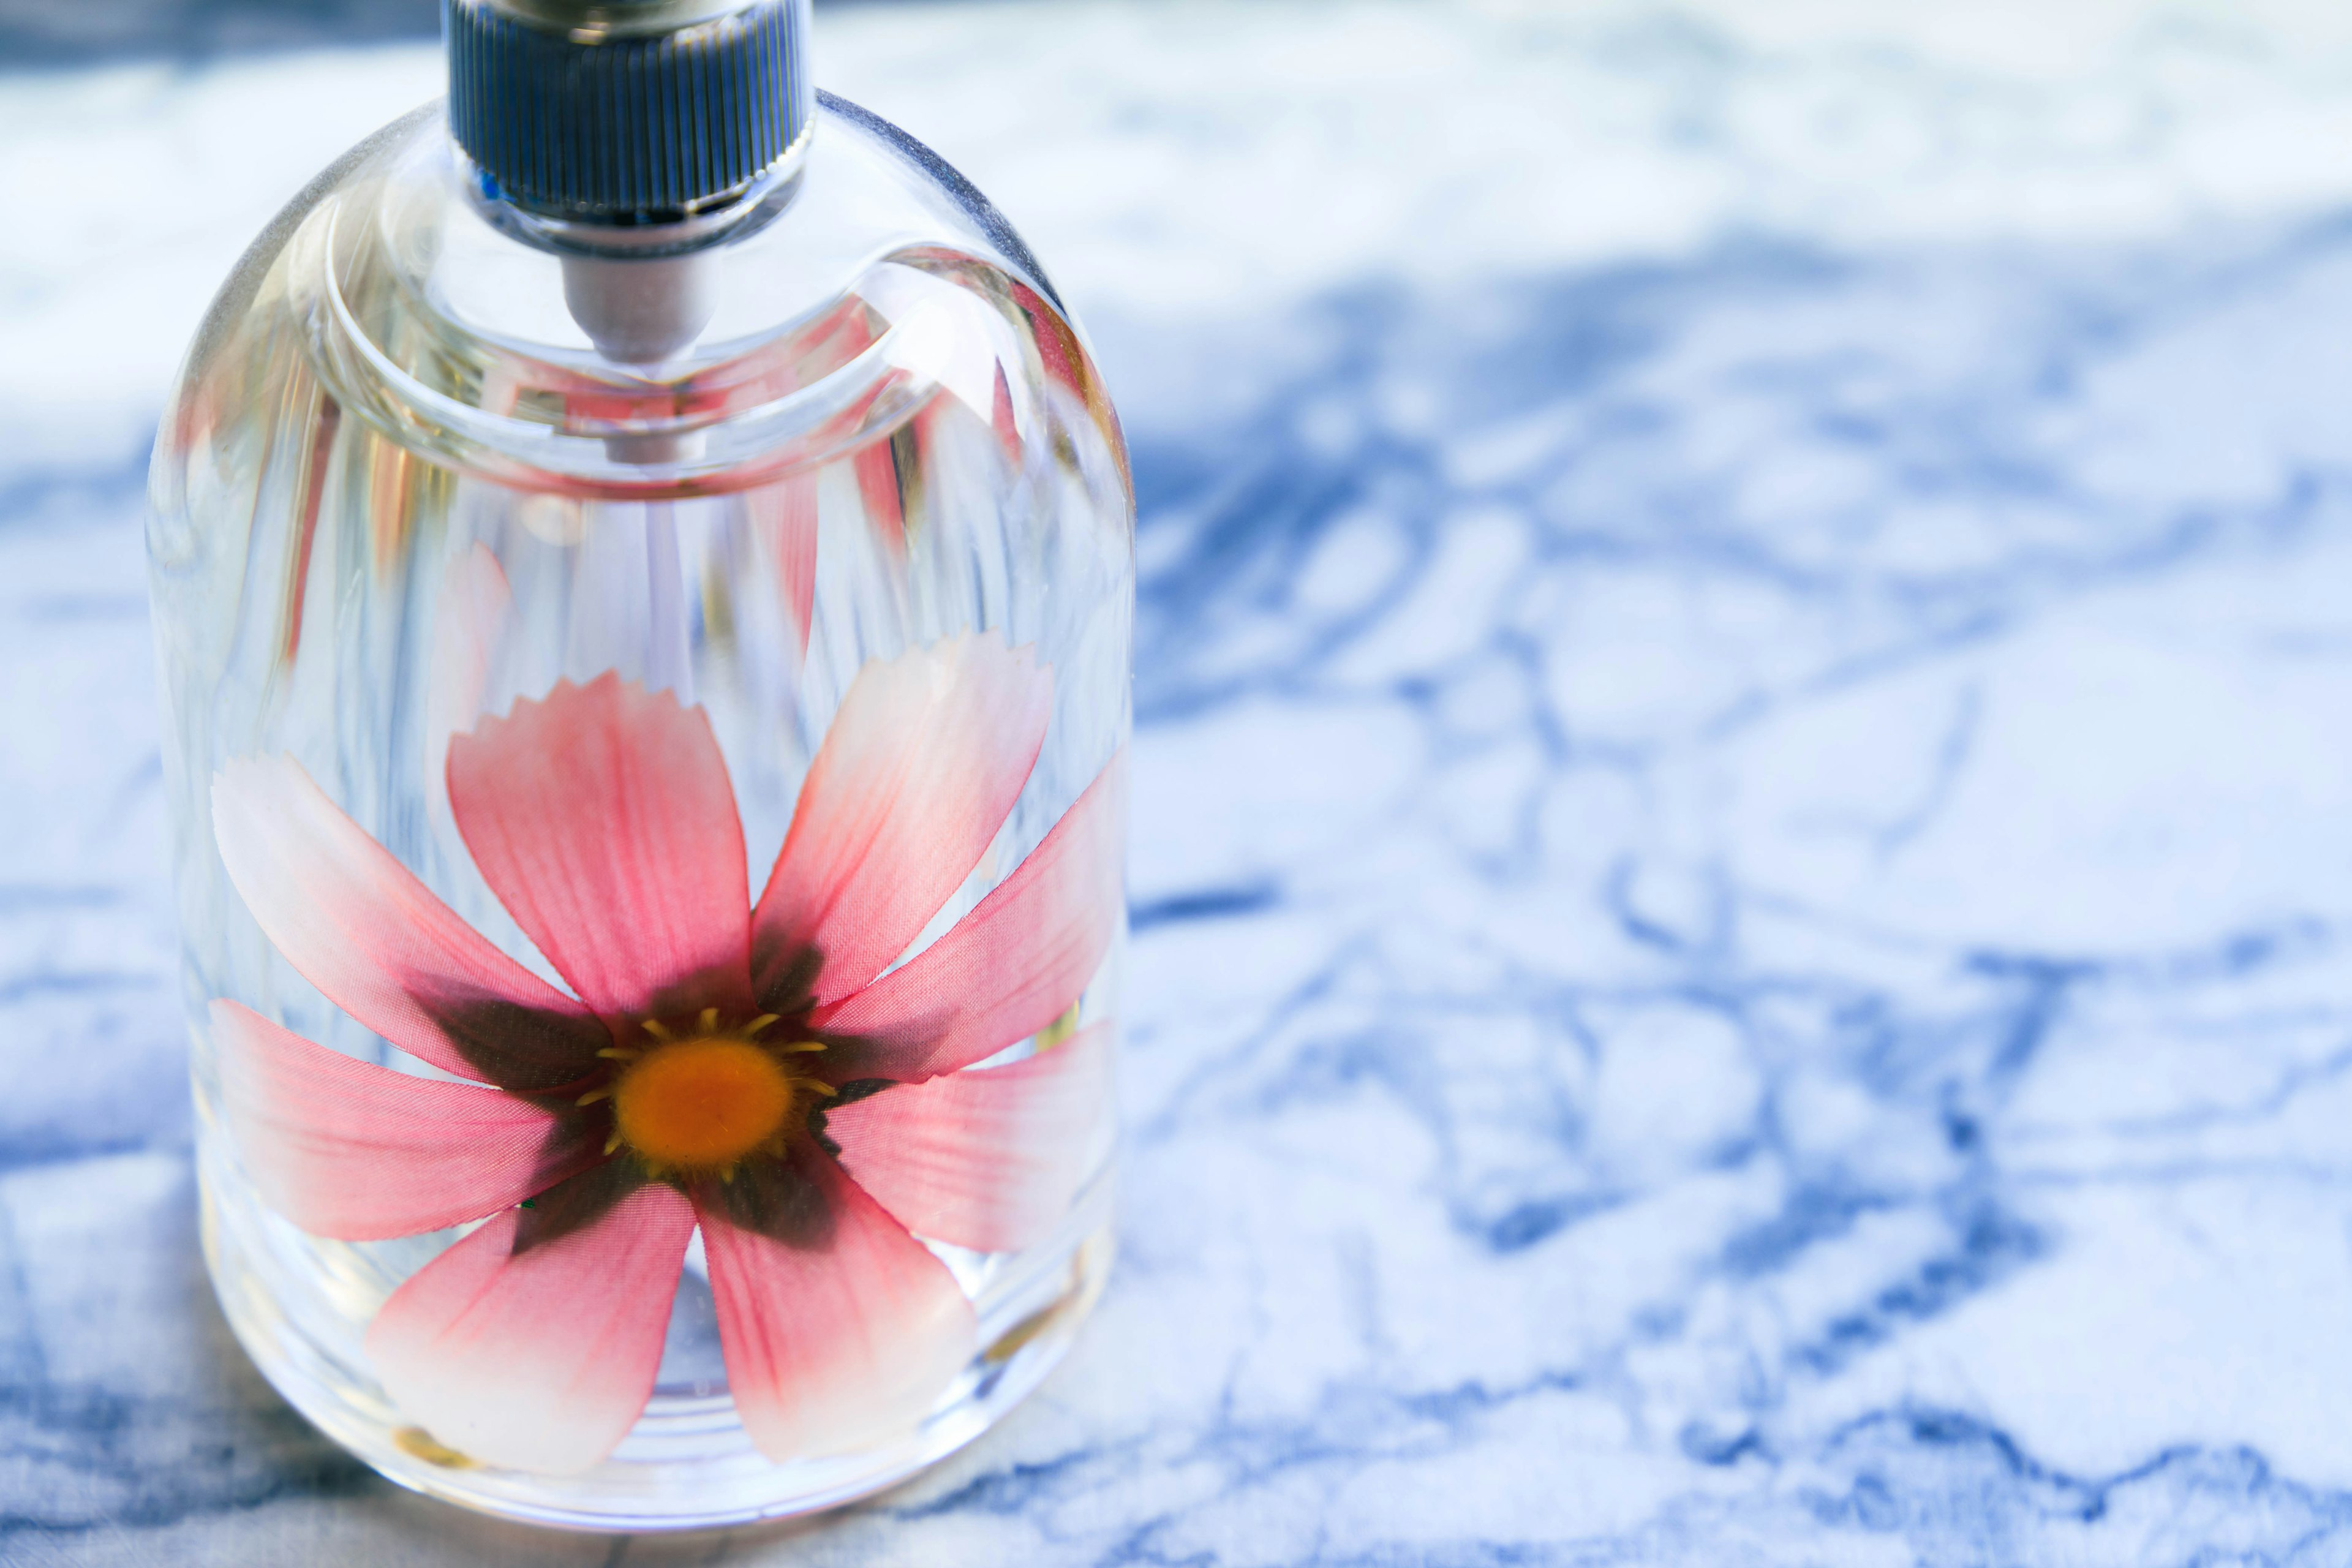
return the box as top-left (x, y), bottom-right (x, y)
top-left (12, 4), bottom-right (2352, 1561)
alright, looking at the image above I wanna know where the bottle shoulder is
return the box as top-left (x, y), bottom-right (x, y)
top-left (154, 96), bottom-right (1126, 505)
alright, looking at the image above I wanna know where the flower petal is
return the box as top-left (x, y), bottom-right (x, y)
top-left (696, 1141), bottom-right (976, 1462)
top-left (814, 750), bottom-right (1125, 1083)
top-left (826, 1022), bottom-right (1112, 1254)
top-left (1011, 277), bottom-right (1131, 497)
top-left (365, 1169), bottom-right (695, 1475)
top-left (448, 674), bottom-right (753, 1022)
top-left (213, 754), bottom-right (608, 1089)
top-left (853, 435), bottom-right (908, 556)
top-left (747, 474), bottom-right (819, 664)
top-left (752, 633), bottom-right (1053, 1011)
top-left (214, 1000), bottom-right (601, 1242)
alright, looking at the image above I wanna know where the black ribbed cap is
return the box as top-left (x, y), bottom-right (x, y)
top-left (444, 0), bottom-right (812, 225)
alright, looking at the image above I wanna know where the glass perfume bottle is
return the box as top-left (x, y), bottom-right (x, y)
top-left (145, 0), bottom-right (1131, 1531)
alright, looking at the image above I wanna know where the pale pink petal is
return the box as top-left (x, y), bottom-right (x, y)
top-left (752, 633), bottom-right (1053, 1009)
top-left (853, 437), bottom-right (907, 555)
top-left (988, 362), bottom-right (1023, 464)
top-left (424, 543), bottom-right (511, 829)
top-left (696, 1142), bottom-right (976, 1462)
top-left (827, 1022), bottom-right (1112, 1253)
top-left (1013, 280), bottom-right (1087, 400)
top-left (746, 475), bottom-right (819, 663)
top-left (213, 754), bottom-right (608, 1090)
top-left (214, 1001), bottom-right (600, 1242)
top-left (814, 750), bottom-right (1125, 1083)
top-left (448, 674), bottom-right (753, 1021)
top-left (1009, 279), bottom-right (1132, 498)
top-left (365, 1174), bottom-right (695, 1474)
top-left (276, 398), bottom-right (337, 666)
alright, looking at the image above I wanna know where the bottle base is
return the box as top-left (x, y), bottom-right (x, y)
top-left (197, 1158), bottom-right (1115, 1532)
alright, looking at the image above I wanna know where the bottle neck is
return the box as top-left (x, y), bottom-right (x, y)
top-left (445, 0), bottom-right (813, 367)
top-left (453, 145), bottom-right (807, 366)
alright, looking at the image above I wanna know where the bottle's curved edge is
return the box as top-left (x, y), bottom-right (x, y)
top-left (813, 93), bottom-right (1129, 510)
top-left (809, 93), bottom-right (1131, 500)
top-left (149, 101), bottom-right (445, 514)
top-left (816, 89), bottom-right (1068, 319)
top-left (172, 102), bottom-right (446, 435)
top-left (200, 1150), bottom-right (1120, 1534)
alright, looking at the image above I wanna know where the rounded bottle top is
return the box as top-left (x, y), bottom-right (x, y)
top-left (445, 0), bottom-right (813, 227)
top-left (153, 96), bottom-right (1131, 512)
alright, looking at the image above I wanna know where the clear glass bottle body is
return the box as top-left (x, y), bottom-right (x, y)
top-left (146, 95), bottom-right (1131, 1530)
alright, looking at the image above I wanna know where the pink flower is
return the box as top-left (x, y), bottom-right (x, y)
top-left (209, 633), bottom-right (1123, 1474)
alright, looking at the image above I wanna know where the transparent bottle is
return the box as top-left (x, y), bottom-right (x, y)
top-left (145, 0), bottom-right (1130, 1531)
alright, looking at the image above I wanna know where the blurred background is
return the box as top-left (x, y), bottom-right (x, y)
top-left (17, 2), bottom-right (2352, 1564)
top-left (1, 0), bottom-right (447, 63)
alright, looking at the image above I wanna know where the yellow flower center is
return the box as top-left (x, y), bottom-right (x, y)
top-left (584, 1011), bottom-right (832, 1177)
top-left (609, 1035), bottom-right (802, 1172)
top-left (614, 1037), bottom-right (792, 1169)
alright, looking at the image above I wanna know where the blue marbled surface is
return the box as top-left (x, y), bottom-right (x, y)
top-left (15, 2), bottom-right (2352, 1561)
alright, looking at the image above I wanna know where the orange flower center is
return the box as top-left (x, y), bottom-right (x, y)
top-left (612, 1035), bottom-right (802, 1172)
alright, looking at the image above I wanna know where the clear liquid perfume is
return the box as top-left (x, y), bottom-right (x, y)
top-left (145, 0), bottom-right (1131, 1530)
